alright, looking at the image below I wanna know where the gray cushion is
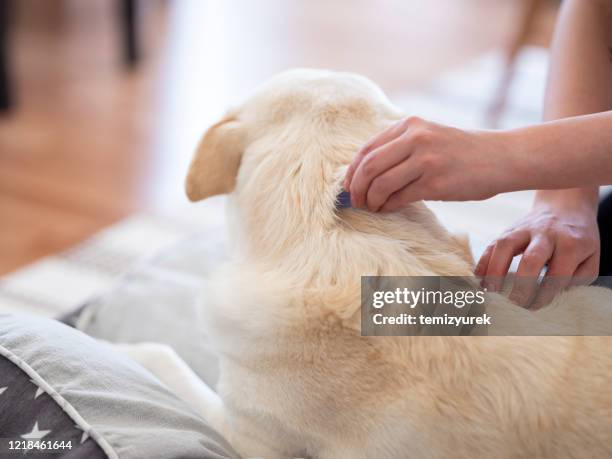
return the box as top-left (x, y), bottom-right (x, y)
top-left (0, 314), bottom-right (239, 459)
top-left (67, 234), bottom-right (229, 389)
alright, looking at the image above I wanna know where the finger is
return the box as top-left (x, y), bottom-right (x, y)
top-left (531, 276), bottom-right (573, 311)
top-left (344, 149), bottom-right (371, 192)
top-left (365, 157), bottom-right (422, 212)
top-left (350, 136), bottom-right (415, 208)
top-left (530, 251), bottom-right (585, 310)
top-left (482, 231), bottom-right (531, 292)
top-left (475, 244), bottom-right (494, 278)
top-left (344, 120), bottom-right (407, 190)
top-left (379, 175), bottom-right (426, 212)
top-left (508, 236), bottom-right (554, 308)
top-left (572, 253), bottom-right (599, 286)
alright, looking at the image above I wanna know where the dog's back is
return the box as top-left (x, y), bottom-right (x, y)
top-left (187, 69), bottom-right (612, 458)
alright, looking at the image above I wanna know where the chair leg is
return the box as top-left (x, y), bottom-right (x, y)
top-left (119, 0), bottom-right (138, 67)
top-left (0, 0), bottom-right (12, 111)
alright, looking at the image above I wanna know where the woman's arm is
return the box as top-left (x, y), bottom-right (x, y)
top-left (344, 1), bottom-right (612, 205)
top-left (530, 0), bottom-right (612, 207)
top-left (344, 0), bottom-right (612, 306)
top-left (503, 111), bottom-right (612, 190)
top-left (478, 0), bottom-right (612, 307)
top-left (343, 111), bottom-right (612, 211)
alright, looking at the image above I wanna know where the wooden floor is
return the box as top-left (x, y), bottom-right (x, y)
top-left (0, 0), bottom-right (557, 275)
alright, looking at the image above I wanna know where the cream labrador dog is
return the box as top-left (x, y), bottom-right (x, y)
top-left (122, 69), bottom-right (612, 458)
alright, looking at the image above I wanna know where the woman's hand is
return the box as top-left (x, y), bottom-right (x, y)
top-left (475, 192), bottom-right (600, 309)
top-left (344, 112), bottom-right (612, 213)
top-left (343, 117), bottom-right (518, 212)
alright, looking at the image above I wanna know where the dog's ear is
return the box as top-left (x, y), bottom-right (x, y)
top-left (185, 115), bottom-right (246, 202)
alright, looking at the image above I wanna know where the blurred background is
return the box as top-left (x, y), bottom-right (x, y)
top-left (0, 0), bottom-right (560, 313)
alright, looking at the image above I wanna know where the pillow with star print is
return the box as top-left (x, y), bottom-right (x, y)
top-left (0, 314), bottom-right (238, 459)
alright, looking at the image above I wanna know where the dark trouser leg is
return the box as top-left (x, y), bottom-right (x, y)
top-left (598, 191), bottom-right (612, 276)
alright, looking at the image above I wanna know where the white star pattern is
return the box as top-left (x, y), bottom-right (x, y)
top-left (29, 380), bottom-right (45, 399)
top-left (1, 359), bottom-right (101, 454)
top-left (21, 421), bottom-right (51, 440)
top-left (74, 424), bottom-right (90, 444)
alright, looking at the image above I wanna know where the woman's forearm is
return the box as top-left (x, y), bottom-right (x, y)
top-left (474, 0), bottom-right (611, 290)
top-left (536, 0), bottom-right (612, 207)
top-left (505, 111), bottom-right (612, 192)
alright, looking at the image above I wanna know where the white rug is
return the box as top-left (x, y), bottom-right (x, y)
top-left (0, 197), bottom-right (227, 316)
top-left (0, 47), bottom-right (552, 317)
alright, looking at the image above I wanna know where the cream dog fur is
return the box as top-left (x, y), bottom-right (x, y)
top-left (127, 69), bottom-right (612, 458)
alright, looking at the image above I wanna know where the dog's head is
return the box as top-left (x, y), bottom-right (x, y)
top-left (186, 70), bottom-right (404, 250)
top-left (185, 69), bottom-right (472, 274)
top-left (186, 69), bottom-right (399, 201)
top-left (186, 69), bottom-right (400, 204)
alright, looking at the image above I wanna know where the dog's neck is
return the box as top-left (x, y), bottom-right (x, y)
top-left (229, 122), bottom-right (474, 290)
top-left (229, 196), bottom-right (473, 285)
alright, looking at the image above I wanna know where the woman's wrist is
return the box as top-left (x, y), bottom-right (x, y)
top-left (501, 114), bottom-right (612, 192)
top-left (488, 128), bottom-right (544, 194)
top-left (534, 188), bottom-right (600, 216)
top-left (484, 127), bottom-right (600, 215)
